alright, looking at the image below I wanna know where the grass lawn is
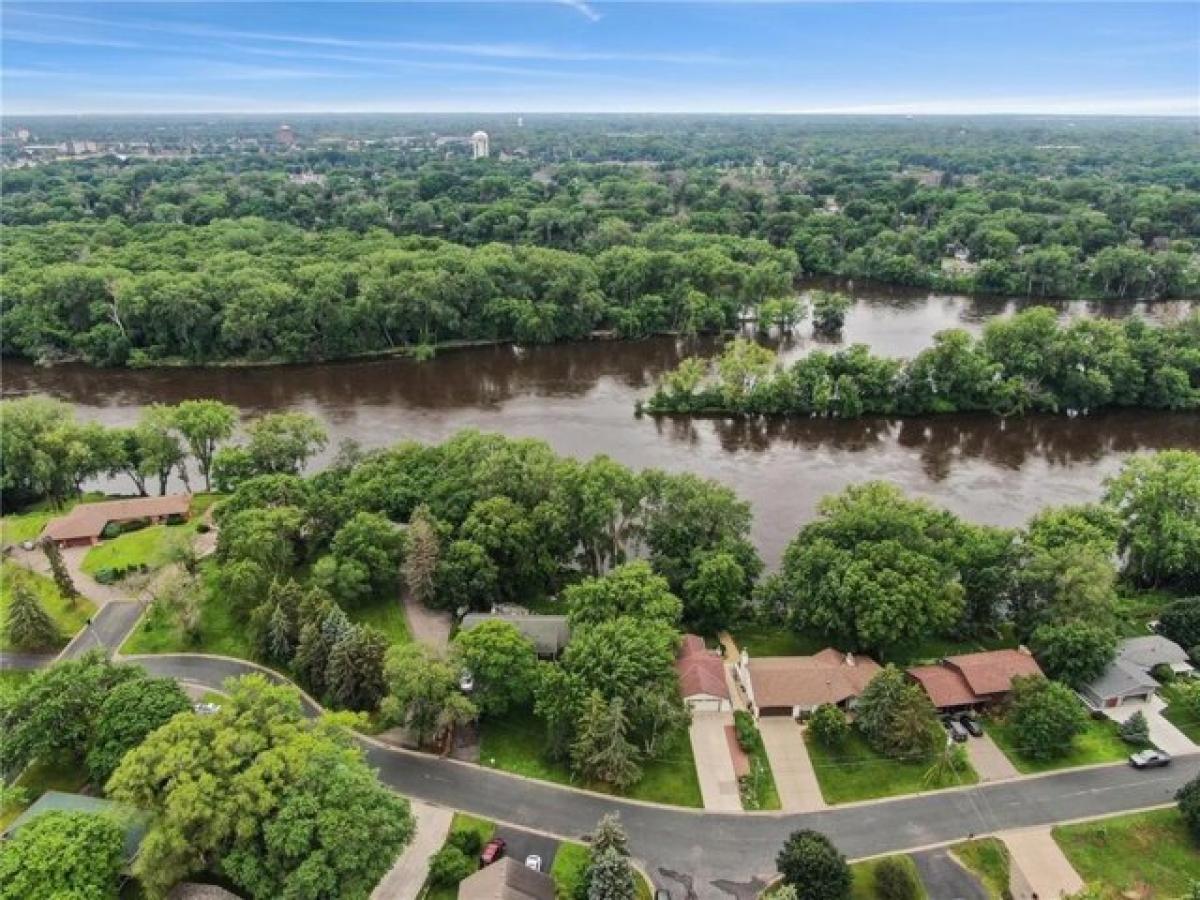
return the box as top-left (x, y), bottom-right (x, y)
top-left (1114, 587), bottom-right (1177, 638)
top-left (950, 838), bottom-right (1010, 899)
top-left (0, 756), bottom-right (89, 831)
top-left (986, 714), bottom-right (1130, 774)
top-left (480, 708), bottom-right (703, 807)
top-left (878, 627), bottom-right (1016, 667)
top-left (80, 493), bottom-right (222, 578)
top-left (121, 564), bottom-right (254, 659)
top-left (850, 855), bottom-right (928, 900)
top-left (347, 595), bottom-right (410, 646)
top-left (1161, 682), bottom-right (1200, 743)
top-left (1053, 808), bottom-right (1200, 898)
top-left (732, 624), bottom-right (826, 657)
top-left (804, 729), bottom-right (977, 805)
top-left (0, 492), bottom-right (109, 547)
top-left (0, 561), bottom-right (96, 651)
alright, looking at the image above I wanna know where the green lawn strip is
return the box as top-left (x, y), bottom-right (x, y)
top-left (1052, 808), bottom-right (1200, 899)
top-left (1161, 683), bottom-right (1200, 743)
top-left (949, 838), bottom-right (1010, 899)
top-left (804, 729), bottom-right (977, 805)
top-left (549, 842), bottom-right (590, 898)
top-left (985, 714), bottom-right (1130, 774)
top-left (0, 756), bottom-right (89, 831)
top-left (1113, 587), bottom-right (1177, 638)
top-left (877, 627), bottom-right (1016, 667)
top-left (739, 724), bottom-right (781, 811)
top-left (346, 595), bottom-right (411, 645)
top-left (732, 624), bottom-right (827, 657)
top-left (0, 561), bottom-right (96, 651)
top-left (849, 854), bottom-right (929, 900)
top-left (480, 707), bottom-right (703, 807)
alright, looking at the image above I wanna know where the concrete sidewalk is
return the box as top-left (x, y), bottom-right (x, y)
top-left (371, 800), bottom-right (454, 900)
top-left (757, 718), bottom-right (826, 812)
top-left (1002, 827), bottom-right (1084, 900)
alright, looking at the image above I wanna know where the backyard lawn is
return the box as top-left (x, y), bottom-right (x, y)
top-left (1161, 682), bottom-right (1200, 743)
top-left (1053, 808), bottom-right (1200, 898)
top-left (0, 561), bottom-right (95, 651)
top-left (986, 714), bottom-right (1130, 774)
top-left (731, 623), bottom-right (1015, 667)
top-left (480, 708), bottom-right (703, 807)
top-left (0, 756), bottom-right (89, 831)
top-left (950, 838), bottom-right (1010, 899)
top-left (0, 493), bottom-right (109, 547)
top-left (804, 729), bottom-right (978, 804)
top-left (732, 624), bottom-right (826, 657)
top-left (347, 595), bottom-right (411, 645)
top-left (849, 855), bottom-right (928, 900)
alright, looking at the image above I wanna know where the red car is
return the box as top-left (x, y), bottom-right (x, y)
top-left (480, 838), bottom-right (507, 866)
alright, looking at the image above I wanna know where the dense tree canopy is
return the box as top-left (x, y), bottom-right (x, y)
top-left (0, 810), bottom-right (126, 900)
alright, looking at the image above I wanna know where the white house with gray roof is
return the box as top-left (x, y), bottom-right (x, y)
top-left (1080, 635), bottom-right (1194, 709)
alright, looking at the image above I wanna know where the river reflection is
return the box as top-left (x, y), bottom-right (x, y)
top-left (4, 283), bottom-right (1197, 567)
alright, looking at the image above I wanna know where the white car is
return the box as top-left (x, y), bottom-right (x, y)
top-left (459, 671), bottom-right (475, 692)
top-left (525, 855), bottom-right (542, 872)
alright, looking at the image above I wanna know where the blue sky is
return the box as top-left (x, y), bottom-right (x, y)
top-left (3, 2), bottom-right (1198, 115)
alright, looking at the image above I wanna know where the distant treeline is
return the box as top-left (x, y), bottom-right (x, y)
top-left (644, 308), bottom-right (1200, 418)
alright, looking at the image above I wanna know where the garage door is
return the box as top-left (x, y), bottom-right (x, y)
top-left (687, 697), bottom-right (725, 712)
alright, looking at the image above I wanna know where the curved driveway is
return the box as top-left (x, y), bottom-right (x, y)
top-left (130, 653), bottom-right (1199, 899)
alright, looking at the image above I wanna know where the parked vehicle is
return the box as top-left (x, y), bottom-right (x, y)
top-left (946, 719), bottom-right (969, 743)
top-left (480, 838), bottom-right (506, 866)
top-left (459, 670), bottom-right (475, 693)
top-left (1129, 749), bottom-right (1172, 769)
top-left (525, 855), bottom-right (542, 872)
top-left (958, 715), bottom-right (984, 738)
top-left (654, 891), bottom-right (672, 900)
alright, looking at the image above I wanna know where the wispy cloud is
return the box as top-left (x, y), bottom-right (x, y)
top-left (3, 28), bottom-right (141, 49)
top-left (558, 0), bottom-right (602, 22)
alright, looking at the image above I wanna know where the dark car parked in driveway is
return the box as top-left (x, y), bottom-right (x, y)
top-left (958, 715), bottom-right (984, 738)
top-left (943, 718), bottom-right (969, 743)
top-left (1129, 749), bottom-right (1171, 769)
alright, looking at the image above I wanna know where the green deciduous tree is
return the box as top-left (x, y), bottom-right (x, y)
top-left (775, 829), bottom-right (851, 900)
top-left (171, 399), bottom-right (238, 491)
top-left (1008, 675), bottom-right (1089, 761)
top-left (381, 643), bottom-right (477, 748)
top-left (1177, 772), bottom-right (1200, 841)
top-left (452, 620), bottom-right (539, 716)
top-left (87, 675), bottom-right (190, 786)
top-left (0, 810), bottom-right (125, 900)
top-left (808, 703), bottom-right (849, 747)
top-left (565, 561), bottom-right (682, 629)
top-left (244, 411), bottom-right (328, 476)
top-left (1030, 622), bottom-right (1117, 688)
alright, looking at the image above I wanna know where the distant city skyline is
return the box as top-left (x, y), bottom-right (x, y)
top-left (2, 2), bottom-right (1198, 117)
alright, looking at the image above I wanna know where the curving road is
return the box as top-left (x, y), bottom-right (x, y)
top-left (130, 653), bottom-right (1199, 899)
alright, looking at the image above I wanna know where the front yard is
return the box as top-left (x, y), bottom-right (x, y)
top-left (950, 838), bottom-right (1010, 899)
top-left (1053, 808), bottom-right (1200, 898)
top-left (849, 855), bottom-right (928, 900)
top-left (803, 729), bottom-right (978, 804)
top-left (1161, 682), bottom-right (1200, 743)
top-left (479, 707), bottom-right (703, 807)
top-left (0, 561), bottom-right (96, 651)
top-left (986, 714), bottom-right (1130, 774)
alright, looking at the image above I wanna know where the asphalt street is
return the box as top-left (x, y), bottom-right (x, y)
top-left (132, 653), bottom-right (1199, 899)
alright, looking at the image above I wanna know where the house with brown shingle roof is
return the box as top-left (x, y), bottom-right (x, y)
top-left (908, 649), bottom-right (1042, 712)
top-left (676, 634), bottom-right (731, 712)
top-left (41, 495), bottom-right (192, 548)
top-left (735, 648), bottom-right (880, 718)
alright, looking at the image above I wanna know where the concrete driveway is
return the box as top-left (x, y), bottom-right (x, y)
top-left (965, 733), bottom-right (1020, 782)
top-left (493, 824), bottom-right (560, 873)
top-left (756, 717), bottom-right (826, 812)
top-left (1002, 827), bottom-right (1084, 899)
top-left (1101, 695), bottom-right (1197, 756)
top-left (689, 712), bottom-right (742, 811)
top-left (371, 800), bottom-right (453, 900)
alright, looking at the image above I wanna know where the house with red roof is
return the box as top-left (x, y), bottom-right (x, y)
top-left (677, 634), bottom-right (732, 712)
top-left (908, 649), bottom-right (1043, 712)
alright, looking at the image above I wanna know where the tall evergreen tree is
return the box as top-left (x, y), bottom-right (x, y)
top-left (588, 848), bottom-right (636, 900)
top-left (571, 693), bottom-right (641, 788)
top-left (403, 504), bottom-right (440, 607)
top-left (4, 582), bottom-right (60, 650)
top-left (39, 537), bottom-right (79, 603)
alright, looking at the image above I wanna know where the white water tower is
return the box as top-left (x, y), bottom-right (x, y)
top-left (471, 130), bottom-right (489, 159)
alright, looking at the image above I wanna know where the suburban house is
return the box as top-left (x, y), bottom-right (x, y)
top-left (457, 857), bottom-right (556, 900)
top-left (1081, 636), bottom-right (1194, 709)
top-left (41, 495), bottom-right (192, 548)
top-left (676, 634), bottom-right (732, 712)
top-left (734, 648), bottom-right (880, 718)
top-left (459, 613), bottom-right (570, 658)
top-left (907, 649), bottom-right (1043, 712)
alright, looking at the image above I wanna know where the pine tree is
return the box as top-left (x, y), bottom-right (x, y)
top-left (571, 694), bottom-right (642, 788)
top-left (590, 814), bottom-right (629, 857)
top-left (325, 629), bottom-right (359, 708)
top-left (39, 538), bottom-right (78, 604)
top-left (587, 848), bottom-right (636, 900)
top-left (403, 505), bottom-right (440, 607)
top-left (4, 582), bottom-right (60, 650)
top-left (267, 602), bottom-right (295, 663)
top-left (293, 620), bottom-right (329, 695)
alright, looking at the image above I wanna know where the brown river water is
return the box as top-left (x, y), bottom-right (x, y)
top-left (4, 282), bottom-right (1197, 567)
